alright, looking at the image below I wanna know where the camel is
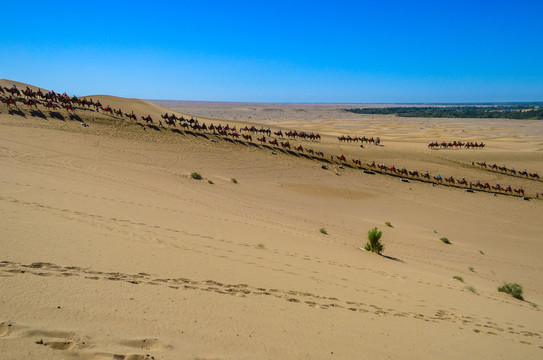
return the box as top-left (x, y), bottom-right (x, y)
top-left (164, 118), bottom-right (176, 127)
top-left (280, 141), bottom-right (290, 149)
top-left (456, 178), bottom-right (468, 185)
top-left (125, 113), bottom-right (137, 121)
top-left (3, 97), bottom-right (17, 106)
top-left (23, 98), bottom-right (38, 108)
top-left (62, 103), bottom-right (74, 111)
top-left (141, 115), bottom-right (153, 124)
top-left (4, 87), bottom-right (21, 97)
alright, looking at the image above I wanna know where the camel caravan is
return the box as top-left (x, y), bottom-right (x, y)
top-left (474, 162), bottom-right (540, 181)
top-left (338, 134), bottom-right (381, 145)
top-left (428, 140), bottom-right (485, 149)
top-left (1, 84), bottom-right (537, 199)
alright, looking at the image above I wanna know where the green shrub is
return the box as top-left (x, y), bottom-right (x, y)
top-left (364, 227), bottom-right (384, 254)
top-left (440, 237), bottom-right (451, 244)
top-left (208, 180), bottom-right (214, 184)
top-left (465, 285), bottom-right (477, 293)
top-left (191, 172), bottom-right (202, 180)
top-left (385, 221), bottom-right (393, 227)
top-left (469, 266), bottom-right (475, 272)
top-left (231, 178), bottom-right (238, 184)
top-left (257, 243), bottom-right (266, 249)
top-left (498, 282), bottom-right (523, 300)
top-left (319, 227), bottom-right (328, 235)
top-left (453, 276), bottom-right (464, 282)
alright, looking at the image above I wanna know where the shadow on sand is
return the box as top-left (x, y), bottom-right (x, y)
top-left (48, 111), bottom-right (65, 121)
top-left (9, 108), bottom-right (26, 117)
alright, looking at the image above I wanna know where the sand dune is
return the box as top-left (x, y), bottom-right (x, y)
top-left (0, 81), bottom-right (542, 359)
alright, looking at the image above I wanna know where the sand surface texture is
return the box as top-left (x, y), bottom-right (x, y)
top-left (1, 81), bottom-right (542, 359)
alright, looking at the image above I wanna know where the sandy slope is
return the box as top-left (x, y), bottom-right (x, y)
top-left (0, 87), bottom-right (542, 359)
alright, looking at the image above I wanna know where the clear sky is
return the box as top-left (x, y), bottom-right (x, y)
top-left (2, 0), bottom-right (542, 103)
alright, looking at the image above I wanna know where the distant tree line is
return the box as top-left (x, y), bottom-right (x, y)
top-left (346, 105), bottom-right (543, 120)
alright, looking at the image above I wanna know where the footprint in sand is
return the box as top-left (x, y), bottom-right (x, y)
top-left (87, 353), bottom-right (154, 360)
top-left (0, 322), bottom-right (13, 337)
top-left (121, 338), bottom-right (168, 351)
top-left (35, 339), bottom-right (76, 350)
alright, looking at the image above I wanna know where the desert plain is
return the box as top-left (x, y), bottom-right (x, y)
top-left (0, 79), bottom-right (542, 359)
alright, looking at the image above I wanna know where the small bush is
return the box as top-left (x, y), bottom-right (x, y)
top-left (468, 266), bottom-right (475, 272)
top-left (191, 172), bottom-right (202, 180)
top-left (453, 276), bottom-right (464, 282)
top-left (231, 178), bottom-right (238, 184)
top-left (440, 237), bottom-right (451, 244)
top-left (465, 285), bottom-right (477, 293)
top-left (208, 180), bottom-right (214, 184)
top-left (319, 227), bottom-right (328, 235)
top-left (257, 243), bottom-right (266, 249)
top-left (385, 221), bottom-right (393, 227)
top-left (433, 230), bottom-right (438, 233)
top-left (479, 250), bottom-right (485, 255)
top-left (498, 282), bottom-right (523, 300)
top-left (364, 227), bottom-right (384, 254)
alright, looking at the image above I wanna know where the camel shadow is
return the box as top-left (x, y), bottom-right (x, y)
top-left (147, 125), bottom-right (161, 131)
top-left (30, 109), bottom-right (47, 119)
top-left (9, 108), bottom-right (26, 117)
top-left (171, 128), bottom-right (184, 135)
top-left (195, 133), bottom-right (209, 139)
top-left (69, 113), bottom-right (83, 122)
top-left (234, 139), bottom-right (248, 146)
top-left (49, 111), bottom-right (65, 121)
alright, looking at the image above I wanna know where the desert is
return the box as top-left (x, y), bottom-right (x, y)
top-left (0, 78), bottom-right (542, 359)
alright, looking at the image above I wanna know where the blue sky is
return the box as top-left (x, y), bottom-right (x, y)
top-left (2, 0), bottom-right (542, 103)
